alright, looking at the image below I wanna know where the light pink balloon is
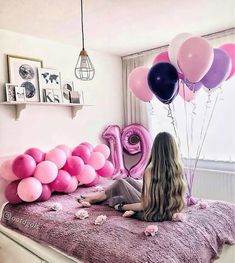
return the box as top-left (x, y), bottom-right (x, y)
top-left (0, 159), bottom-right (19, 182)
top-left (219, 43), bottom-right (235, 80)
top-left (63, 156), bottom-right (84, 176)
top-left (37, 184), bottom-right (52, 202)
top-left (77, 165), bottom-right (96, 184)
top-left (97, 160), bottom-right (114, 177)
top-left (152, 51), bottom-right (171, 65)
top-left (168, 33), bottom-right (192, 71)
top-left (87, 152), bottom-right (105, 170)
top-left (80, 142), bottom-right (94, 152)
top-left (85, 175), bottom-right (100, 187)
top-left (128, 66), bottom-right (153, 102)
top-left (64, 176), bottom-right (78, 193)
top-left (178, 36), bottom-right (214, 83)
top-left (49, 170), bottom-right (72, 192)
top-left (45, 148), bottom-right (67, 169)
top-left (34, 161), bottom-right (58, 184)
top-left (72, 145), bottom-right (91, 163)
top-left (56, 145), bottom-right (72, 158)
top-left (94, 144), bottom-right (110, 159)
top-left (178, 80), bottom-right (195, 102)
top-left (17, 177), bottom-right (42, 202)
top-left (13, 154), bottom-right (36, 179)
top-left (25, 148), bottom-right (45, 164)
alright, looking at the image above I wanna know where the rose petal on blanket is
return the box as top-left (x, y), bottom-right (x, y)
top-left (94, 215), bottom-right (107, 225)
top-left (75, 209), bottom-right (89, 220)
top-left (144, 225), bottom-right (158, 236)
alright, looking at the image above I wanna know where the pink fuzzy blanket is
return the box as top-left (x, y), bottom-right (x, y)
top-left (1, 179), bottom-right (235, 263)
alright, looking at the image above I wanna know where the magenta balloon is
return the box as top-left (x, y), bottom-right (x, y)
top-left (5, 180), bottom-right (22, 204)
top-left (178, 36), bottom-right (214, 83)
top-left (80, 142), bottom-right (94, 152)
top-left (128, 67), bottom-right (153, 102)
top-left (77, 165), bottom-right (96, 184)
top-left (64, 176), bottom-right (78, 193)
top-left (72, 145), bottom-right (91, 163)
top-left (85, 175), bottom-right (100, 187)
top-left (0, 159), bottom-right (19, 182)
top-left (25, 148), bottom-right (45, 164)
top-left (121, 124), bottom-right (152, 179)
top-left (37, 185), bottom-right (52, 202)
top-left (97, 160), bottom-right (114, 177)
top-left (219, 43), bottom-right (235, 80)
top-left (185, 79), bottom-right (203, 92)
top-left (34, 161), bottom-right (58, 184)
top-left (49, 170), bottom-right (72, 192)
top-left (87, 152), bottom-right (106, 170)
top-left (12, 154), bottom-right (36, 179)
top-left (63, 156), bottom-right (84, 176)
top-left (102, 125), bottom-right (128, 179)
top-left (94, 144), bottom-right (110, 159)
top-left (45, 148), bottom-right (67, 169)
top-left (201, 48), bottom-right (232, 89)
top-left (56, 145), bottom-right (72, 158)
top-left (152, 51), bottom-right (171, 65)
top-left (17, 177), bottom-right (42, 202)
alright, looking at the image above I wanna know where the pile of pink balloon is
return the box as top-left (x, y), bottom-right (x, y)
top-left (128, 33), bottom-right (235, 103)
top-left (0, 143), bottom-right (114, 204)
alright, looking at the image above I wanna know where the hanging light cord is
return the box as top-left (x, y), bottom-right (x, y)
top-left (81, 0), bottom-right (85, 50)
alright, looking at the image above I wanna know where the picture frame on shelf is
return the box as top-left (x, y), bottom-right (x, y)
top-left (15, 86), bottom-right (26, 102)
top-left (70, 91), bottom-right (81, 104)
top-left (5, 83), bottom-right (18, 102)
top-left (7, 54), bottom-right (42, 102)
top-left (43, 89), bottom-right (63, 103)
top-left (38, 68), bottom-right (62, 102)
top-left (62, 81), bottom-right (74, 103)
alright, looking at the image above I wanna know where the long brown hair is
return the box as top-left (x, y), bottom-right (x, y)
top-left (142, 132), bottom-right (185, 221)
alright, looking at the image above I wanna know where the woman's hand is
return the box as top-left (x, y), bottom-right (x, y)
top-left (122, 210), bottom-right (135, 217)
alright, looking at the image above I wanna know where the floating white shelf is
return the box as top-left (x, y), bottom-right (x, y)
top-left (0, 102), bottom-right (93, 120)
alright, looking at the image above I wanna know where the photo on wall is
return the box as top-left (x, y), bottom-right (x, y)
top-left (5, 83), bottom-right (18, 102)
top-left (38, 68), bottom-right (62, 102)
top-left (7, 55), bottom-right (42, 102)
top-left (62, 81), bottom-right (74, 103)
top-left (15, 86), bottom-right (26, 102)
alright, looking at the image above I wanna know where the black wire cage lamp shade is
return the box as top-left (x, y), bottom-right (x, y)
top-left (74, 0), bottom-right (95, 81)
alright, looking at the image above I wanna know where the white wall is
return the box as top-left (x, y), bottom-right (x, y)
top-left (0, 29), bottom-right (123, 156)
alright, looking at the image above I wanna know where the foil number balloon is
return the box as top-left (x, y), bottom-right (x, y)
top-left (102, 124), bottom-right (152, 180)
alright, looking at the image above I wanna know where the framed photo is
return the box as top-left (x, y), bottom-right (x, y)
top-left (43, 89), bottom-right (63, 103)
top-left (38, 68), bottom-right (61, 102)
top-left (53, 89), bottom-right (63, 103)
top-left (70, 91), bottom-right (81, 104)
top-left (62, 81), bottom-right (74, 103)
top-left (15, 86), bottom-right (26, 102)
top-left (5, 83), bottom-right (18, 102)
top-left (7, 55), bottom-right (42, 102)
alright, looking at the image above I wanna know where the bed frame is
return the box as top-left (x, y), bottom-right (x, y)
top-left (0, 224), bottom-right (234, 263)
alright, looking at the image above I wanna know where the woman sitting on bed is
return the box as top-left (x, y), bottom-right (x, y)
top-left (79, 132), bottom-right (186, 222)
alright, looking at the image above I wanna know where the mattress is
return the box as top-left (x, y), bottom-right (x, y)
top-left (1, 178), bottom-right (235, 263)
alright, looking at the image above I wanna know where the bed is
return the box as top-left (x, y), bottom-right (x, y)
top-left (1, 178), bottom-right (235, 263)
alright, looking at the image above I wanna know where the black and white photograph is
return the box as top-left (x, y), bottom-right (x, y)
top-left (5, 84), bottom-right (18, 102)
top-left (7, 55), bottom-right (42, 102)
top-left (15, 86), bottom-right (26, 102)
top-left (63, 81), bottom-right (74, 103)
top-left (38, 68), bottom-right (61, 102)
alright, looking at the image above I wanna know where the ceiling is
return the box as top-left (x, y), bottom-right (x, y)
top-left (0, 0), bottom-right (234, 56)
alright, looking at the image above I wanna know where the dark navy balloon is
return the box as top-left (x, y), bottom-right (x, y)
top-left (147, 62), bottom-right (179, 104)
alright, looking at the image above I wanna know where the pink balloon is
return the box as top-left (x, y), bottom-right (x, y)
top-left (178, 80), bottom-right (195, 102)
top-left (219, 43), bottom-right (235, 80)
top-left (128, 67), bottom-right (153, 102)
top-left (49, 170), bottom-right (72, 192)
top-left (45, 148), bottom-right (67, 169)
top-left (63, 156), bottom-right (84, 176)
top-left (12, 154), bottom-right (36, 179)
top-left (168, 33), bottom-right (192, 71)
top-left (37, 185), bottom-right (52, 202)
top-left (72, 145), bottom-right (91, 163)
top-left (80, 142), bottom-right (94, 152)
top-left (97, 160), bottom-right (114, 177)
top-left (17, 177), bottom-right (42, 202)
top-left (152, 51), bottom-right (171, 65)
top-left (56, 144), bottom-right (72, 158)
top-left (25, 148), bottom-right (45, 164)
top-left (77, 165), bottom-right (96, 184)
top-left (102, 125), bottom-right (128, 179)
top-left (178, 36), bottom-right (214, 83)
top-left (64, 176), bottom-right (78, 193)
top-left (85, 175), bottom-right (100, 187)
top-left (87, 152), bottom-right (106, 170)
top-left (0, 159), bottom-right (19, 182)
top-left (94, 144), bottom-right (110, 159)
top-left (5, 180), bottom-right (22, 204)
top-left (34, 161), bottom-right (58, 184)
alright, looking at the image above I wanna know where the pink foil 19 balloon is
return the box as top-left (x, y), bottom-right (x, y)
top-left (13, 154), bottom-right (36, 179)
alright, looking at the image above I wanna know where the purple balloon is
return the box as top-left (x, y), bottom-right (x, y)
top-left (5, 180), bottom-right (22, 204)
top-left (201, 48), bottom-right (232, 89)
top-left (185, 79), bottom-right (203, 92)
